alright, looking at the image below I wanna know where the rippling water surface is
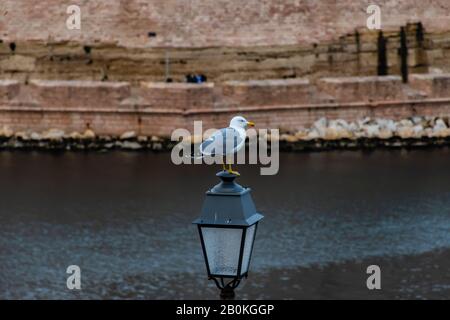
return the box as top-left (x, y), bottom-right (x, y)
top-left (0, 149), bottom-right (449, 299)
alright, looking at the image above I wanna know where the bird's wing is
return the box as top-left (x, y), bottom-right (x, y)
top-left (200, 127), bottom-right (245, 156)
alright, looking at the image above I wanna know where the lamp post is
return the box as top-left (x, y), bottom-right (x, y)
top-left (193, 171), bottom-right (264, 299)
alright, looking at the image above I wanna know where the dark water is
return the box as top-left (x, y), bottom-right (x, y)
top-left (0, 149), bottom-right (449, 299)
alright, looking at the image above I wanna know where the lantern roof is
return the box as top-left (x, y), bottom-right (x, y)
top-left (193, 171), bottom-right (264, 227)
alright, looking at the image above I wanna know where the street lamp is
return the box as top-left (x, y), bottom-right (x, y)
top-left (193, 171), bottom-right (264, 299)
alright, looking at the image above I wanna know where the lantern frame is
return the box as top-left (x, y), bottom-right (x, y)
top-left (196, 222), bottom-right (259, 279)
top-left (193, 171), bottom-right (263, 298)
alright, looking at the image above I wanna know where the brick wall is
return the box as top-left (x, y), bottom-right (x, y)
top-left (222, 79), bottom-right (317, 106)
top-left (29, 80), bottom-right (131, 109)
top-left (317, 76), bottom-right (406, 102)
top-left (409, 74), bottom-right (450, 98)
top-left (2, 0), bottom-right (450, 48)
top-left (1, 75), bottom-right (450, 136)
top-left (138, 82), bottom-right (215, 111)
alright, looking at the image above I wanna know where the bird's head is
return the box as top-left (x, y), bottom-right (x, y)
top-left (230, 116), bottom-right (255, 129)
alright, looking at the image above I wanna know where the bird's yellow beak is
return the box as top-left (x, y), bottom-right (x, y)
top-left (247, 121), bottom-right (255, 127)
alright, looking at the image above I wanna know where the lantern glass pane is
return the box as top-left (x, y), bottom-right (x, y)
top-left (201, 227), bottom-right (243, 276)
top-left (240, 224), bottom-right (256, 275)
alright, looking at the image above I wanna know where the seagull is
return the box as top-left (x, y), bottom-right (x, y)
top-left (199, 116), bottom-right (255, 176)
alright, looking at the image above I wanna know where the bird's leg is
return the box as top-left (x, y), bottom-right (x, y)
top-left (227, 163), bottom-right (240, 176)
top-left (222, 162), bottom-right (227, 171)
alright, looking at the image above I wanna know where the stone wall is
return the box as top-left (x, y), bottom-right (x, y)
top-left (1, 1), bottom-right (450, 82)
top-left (2, 23), bottom-right (450, 83)
top-left (1, 74), bottom-right (450, 137)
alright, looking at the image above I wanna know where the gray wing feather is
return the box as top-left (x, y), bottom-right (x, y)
top-left (200, 127), bottom-right (244, 156)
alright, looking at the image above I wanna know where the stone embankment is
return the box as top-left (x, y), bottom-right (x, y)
top-left (1, 116), bottom-right (449, 151)
top-left (1, 74), bottom-right (450, 138)
top-left (277, 116), bottom-right (450, 151)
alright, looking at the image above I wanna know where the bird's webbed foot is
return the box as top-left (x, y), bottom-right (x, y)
top-left (226, 164), bottom-right (240, 176)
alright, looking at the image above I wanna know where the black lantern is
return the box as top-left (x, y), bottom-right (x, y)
top-left (193, 171), bottom-right (264, 299)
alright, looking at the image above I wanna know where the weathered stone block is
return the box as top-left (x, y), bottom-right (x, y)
top-left (410, 74), bottom-right (450, 98)
top-left (0, 80), bottom-right (20, 102)
top-left (317, 76), bottom-right (405, 102)
top-left (139, 82), bottom-right (215, 110)
top-left (29, 80), bottom-right (131, 109)
top-left (222, 79), bottom-right (313, 106)
top-left (0, 55), bottom-right (36, 72)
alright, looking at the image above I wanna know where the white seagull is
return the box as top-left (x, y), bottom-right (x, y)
top-left (199, 116), bottom-right (255, 176)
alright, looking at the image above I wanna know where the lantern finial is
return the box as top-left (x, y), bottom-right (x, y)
top-left (210, 171), bottom-right (245, 194)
